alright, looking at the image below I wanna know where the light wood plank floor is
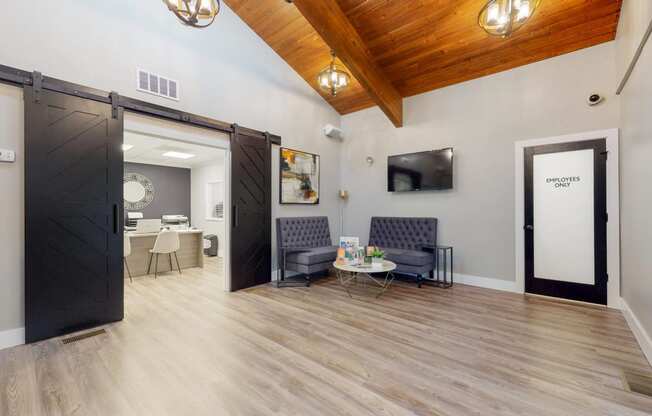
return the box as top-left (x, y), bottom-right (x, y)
top-left (1, 261), bottom-right (651, 416)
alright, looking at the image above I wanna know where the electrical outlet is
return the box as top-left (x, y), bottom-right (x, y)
top-left (0, 149), bottom-right (16, 163)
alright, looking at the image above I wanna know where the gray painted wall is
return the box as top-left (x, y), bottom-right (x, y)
top-left (340, 43), bottom-right (620, 283)
top-left (0, 85), bottom-right (24, 335)
top-left (616, 0), bottom-right (652, 347)
top-left (125, 162), bottom-right (191, 221)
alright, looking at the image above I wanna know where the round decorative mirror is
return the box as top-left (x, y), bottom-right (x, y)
top-left (124, 173), bottom-right (155, 210)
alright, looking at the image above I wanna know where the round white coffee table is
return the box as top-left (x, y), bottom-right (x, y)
top-left (333, 260), bottom-right (397, 298)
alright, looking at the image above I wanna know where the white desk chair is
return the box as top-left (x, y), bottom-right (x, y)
top-left (124, 233), bottom-right (133, 283)
top-left (147, 230), bottom-right (182, 278)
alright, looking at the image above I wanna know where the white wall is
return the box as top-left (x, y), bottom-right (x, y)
top-left (341, 43), bottom-right (620, 283)
top-left (192, 157), bottom-right (227, 258)
top-left (615, 0), bottom-right (652, 82)
top-left (615, 0), bottom-right (652, 358)
top-left (0, 1), bottom-right (341, 341)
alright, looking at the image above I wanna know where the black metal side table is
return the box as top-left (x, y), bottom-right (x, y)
top-left (425, 245), bottom-right (453, 288)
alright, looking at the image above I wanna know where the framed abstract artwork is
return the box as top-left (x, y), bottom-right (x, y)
top-left (280, 147), bottom-right (320, 204)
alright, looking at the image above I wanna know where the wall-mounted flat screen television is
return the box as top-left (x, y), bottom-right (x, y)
top-left (388, 148), bottom-right (453, 192)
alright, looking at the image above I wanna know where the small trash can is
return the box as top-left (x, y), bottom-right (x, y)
top-left (203, 234), bottom-right (218, 257)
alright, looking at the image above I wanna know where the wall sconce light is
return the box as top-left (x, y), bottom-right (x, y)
top-left (365, 156), bottom-right (374, 166)
top-left (338, 190), bottom-right (349, 236)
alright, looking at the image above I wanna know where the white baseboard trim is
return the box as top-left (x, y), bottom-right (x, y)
top-left (0, 327), bottom-right (25, 351)
top-left (620, 297), bottom-right (652, 366)
top-left (272, 267), bottom-right (519, 293)
top-left (453, 272), bottom-right (519, 293)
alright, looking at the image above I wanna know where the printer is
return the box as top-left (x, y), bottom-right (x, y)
top-left (126, 212), bottom-right (144, 229)
top-left (162, 215), bottom-right (189, 229)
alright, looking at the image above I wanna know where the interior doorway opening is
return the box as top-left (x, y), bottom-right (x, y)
top-left (123, 113), bottom-right (231, 292)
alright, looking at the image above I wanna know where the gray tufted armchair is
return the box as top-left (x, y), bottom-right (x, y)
top-left (368, 217), bottom-right (438, 287)
top-left (276, 216), bottom-right (338, 287)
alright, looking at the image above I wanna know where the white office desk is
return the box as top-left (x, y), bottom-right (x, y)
top-left (125, 229), bottom-right (204, 278)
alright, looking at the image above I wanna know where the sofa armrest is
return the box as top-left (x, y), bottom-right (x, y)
top-left (419, 244), bottom-right (437, 269)
top-left (419, 244), bottom-right (437, 253)
top-left (280, 246), bottom-right (313, 271)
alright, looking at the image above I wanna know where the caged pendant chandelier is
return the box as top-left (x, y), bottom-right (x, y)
top-left (478, 0), bottom-right (541, 37)
top-left (163, 0), bottom-right (221, 28)
top-left (317, 50), bottom-right (351, 96)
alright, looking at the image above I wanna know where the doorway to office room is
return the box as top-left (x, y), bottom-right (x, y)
top-left (21, 74), bottom-right (275, 344)
top-left (123, 113), bottom-right (229, 290)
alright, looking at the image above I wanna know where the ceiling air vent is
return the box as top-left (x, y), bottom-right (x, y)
top-left (136, 69), bottom-right (179, 101)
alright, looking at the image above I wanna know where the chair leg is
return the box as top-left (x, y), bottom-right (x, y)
top-left (168, 253), bottom-right (173, 272)
top-left (174, 252), bottom-right (182, 274)
top-left (154, 253), bottom-right (159, 278)
top-left (147, 253), bottom-right (154, 274)
top-left (124, 258), bottom-right (133, 283)
top-left (278, 267), bottom-right (285, 288)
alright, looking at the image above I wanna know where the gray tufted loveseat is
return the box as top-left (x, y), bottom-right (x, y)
top-left (368, 217), bottom-right (437, 287)
top-left (276, 216), bottom-right (338, 287)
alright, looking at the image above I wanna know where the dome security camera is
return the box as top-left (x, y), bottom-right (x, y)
top-left (587, 93), bottom-right (604, 106)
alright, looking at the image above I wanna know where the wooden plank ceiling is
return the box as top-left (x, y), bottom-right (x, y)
top-left (225, 0), bottom-right (622, 125)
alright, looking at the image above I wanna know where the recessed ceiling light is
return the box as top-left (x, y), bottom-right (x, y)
top-left (122, 144), bottom-right (134, 151)
top-left (163, 151), bottom-right (196, 159)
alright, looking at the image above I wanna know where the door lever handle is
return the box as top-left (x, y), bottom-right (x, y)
top-left (524, 224), bottom-right (534, 231)
top-left (113, 204), bottom-right (119, 234)
top-left (233, 204), bottom-right (239, 228)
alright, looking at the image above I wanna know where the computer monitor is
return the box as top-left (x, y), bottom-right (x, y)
top-left (134, 219), bottom-right (162, 234)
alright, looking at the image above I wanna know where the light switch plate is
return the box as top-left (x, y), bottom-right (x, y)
top-left (0, 149), bottom-right (16, 163)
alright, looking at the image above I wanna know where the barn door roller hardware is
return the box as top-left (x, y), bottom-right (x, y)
top-left (32, 71), bottom-right (43, 103)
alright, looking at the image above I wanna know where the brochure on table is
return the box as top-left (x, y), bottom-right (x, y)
top-left (336, 237), bottom-right (382, 268)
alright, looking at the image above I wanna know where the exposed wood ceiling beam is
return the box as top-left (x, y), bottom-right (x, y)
top-left (291, 0), bottom-right (403, 127)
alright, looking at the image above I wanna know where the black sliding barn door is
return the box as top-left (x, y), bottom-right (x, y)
top-left (25, 87), bottom-right (124, 343)
top-left (230, 126), bottom-right (272, 291)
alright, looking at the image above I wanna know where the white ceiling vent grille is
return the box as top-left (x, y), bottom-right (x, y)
top-left (136, 69), bottom-right (179, 101)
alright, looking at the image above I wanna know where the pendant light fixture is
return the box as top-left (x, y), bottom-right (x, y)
top-left (164, 0), bottom-right (220, 28)
top-left (317, 51), bottom-right (351, 97)
top-left (478, 0), bottom-right (541, 37)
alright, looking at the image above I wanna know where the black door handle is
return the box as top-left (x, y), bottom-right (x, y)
top-left (233, 204), bottom-right (239, 228)
top-left (113, 204), bottom-right (119, 234)
top-left (524, 224), bottom-right (534, 231)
